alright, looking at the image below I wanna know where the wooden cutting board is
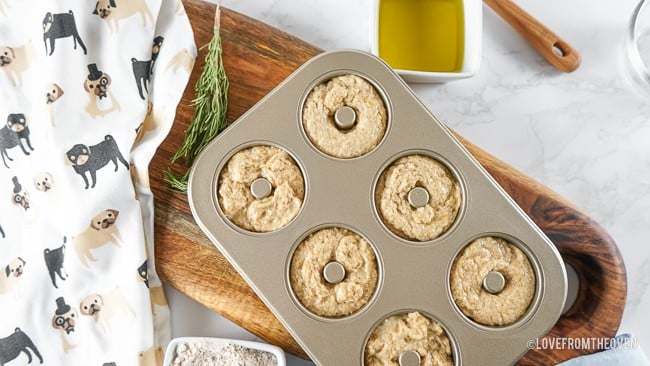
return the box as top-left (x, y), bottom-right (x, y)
top-left (152, 0), bottom-right (627, 364)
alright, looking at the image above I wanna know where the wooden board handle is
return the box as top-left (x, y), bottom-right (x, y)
top-left (456, 134), bottom-right (627, 364)
top-left (484, 0), bottom-right (581, 72)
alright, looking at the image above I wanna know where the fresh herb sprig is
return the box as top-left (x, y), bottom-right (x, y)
top-left (165, 5), bottom-right (229, 193)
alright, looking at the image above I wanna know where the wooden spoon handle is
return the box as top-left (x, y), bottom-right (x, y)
top-left (484, 0), bottom-right (581, 72)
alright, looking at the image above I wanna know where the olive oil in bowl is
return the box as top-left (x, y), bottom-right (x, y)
top-left (378, 0), bottom-right (465, 73)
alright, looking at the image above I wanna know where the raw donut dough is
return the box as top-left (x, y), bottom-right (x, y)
top-left (375, 155), bottom-right (461, 241)
top-left (450, 236), bottom-right (536, 326)
top-left (302, 74), bottom-right (387, 158)
top-left (218, 146), bottom-right (304, 232)
top-left (365, 312), bottom-right (453, 366)
top-left (290, 227), bottom-right (378, 317)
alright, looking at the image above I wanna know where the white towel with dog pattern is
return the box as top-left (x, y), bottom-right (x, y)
top-left (0, 0), bottom-right (196, 364)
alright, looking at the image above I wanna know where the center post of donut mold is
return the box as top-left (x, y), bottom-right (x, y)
top-left (398, 350), bottom-right (422, 366)
top-left (407, 187), bottom-right (430, 208)
top-left (334, 106), bottom-right (357, 130)
top-left (250, 177), bottom-right (273, 199)
top-left (482, 271), bottom-right (506, 294)
top-left (323, 261), bottom-right (346, 284)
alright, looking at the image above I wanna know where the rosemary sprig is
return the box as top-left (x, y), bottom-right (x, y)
top-left (165, 5), bottom-right (229, 193)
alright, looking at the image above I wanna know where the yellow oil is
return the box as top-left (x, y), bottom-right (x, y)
top-left (378, 0), bottom-right (465, 72)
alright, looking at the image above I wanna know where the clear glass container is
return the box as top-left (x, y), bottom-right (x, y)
top-left (627, 0), bottom-right (650, 94)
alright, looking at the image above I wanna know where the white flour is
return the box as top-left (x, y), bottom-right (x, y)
top-left (172, 342), bottom-right (278, 366)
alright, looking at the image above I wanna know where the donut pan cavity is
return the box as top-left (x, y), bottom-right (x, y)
top-left (188, 50), bottom-right (567, 366)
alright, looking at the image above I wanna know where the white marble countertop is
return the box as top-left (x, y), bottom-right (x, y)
top-left (167, 0), bottom-right (650, 364)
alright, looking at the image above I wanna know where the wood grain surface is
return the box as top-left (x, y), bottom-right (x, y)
top-left (153, 0), bottom-right (626, 364)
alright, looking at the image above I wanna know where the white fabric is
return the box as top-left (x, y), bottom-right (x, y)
top-left (0, 0), bottom-right (196, 364)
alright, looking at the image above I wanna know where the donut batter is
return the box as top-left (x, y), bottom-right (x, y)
top-left (375, 155), bottom-right (461, 241)
top-left (365, 312), bottom-right (453, 366)
top-left (302, 74), bottom-right (387, 158)
top-left (450, 236), bottom-right (536, 326)
top-left (290, 227), bottom-right (378, 317)
top-left (218, 146), bottom-right (304, 232)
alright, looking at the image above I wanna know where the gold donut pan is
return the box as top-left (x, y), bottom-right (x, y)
top-left (188, 50), bottom-right (567, 366)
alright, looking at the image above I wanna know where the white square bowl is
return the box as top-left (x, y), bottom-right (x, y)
top-left (163, 337), bottom-right (287, 366)
top-left (370, 0), bottom-right (482, 83)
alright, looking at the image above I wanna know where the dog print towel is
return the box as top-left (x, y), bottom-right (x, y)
top-left (0, 0), bottom-right (196, 364)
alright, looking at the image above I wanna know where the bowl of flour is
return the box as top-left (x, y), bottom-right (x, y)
top-left (163, 337), bottom-right (286, 366)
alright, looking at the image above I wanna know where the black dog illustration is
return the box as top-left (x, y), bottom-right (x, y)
top-left (66, 135), bottom-right (128, 189)
top-left (42, 10), bottom-right (87, 56)
top-left (131, 36), bottom-right (164, 100)
top-left (150, 36), bottom-right (164, 73)
top-left (137, 260), bottom-right (149, 288)
top-left (0, 327), bottom-right (43, 365)
top-left (0, 114), bottom-right (33, 169)
top-left (44, 237), bottom-right (68, 289)
top-left (131, 58), bottom-right (150, 100)
top-left (11, 176), bottom-right (30, 211)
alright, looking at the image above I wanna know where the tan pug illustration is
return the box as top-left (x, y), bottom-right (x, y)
top-left (175, 0), bottom-right (185, 16)
top-left (34, 171), bottom-right (61, 209)
top-left (0, 42), bottom-right (34, 86)
top-left (166, 49), bottom-right (194, 75)
top-left (45, 83), bottom-right (64, 126)
top-left (134, 101), bottom-right (155, 144)
top-left (138, 346), bottom-right (163, 366)
top-left (33, 172), bottom-right (54, 192)
top-left (0, 0), bottom-right (11, 16)
top-left (45, 83), bottom-right (64, 105)
top-left (93, 0), bottom-right (154, 33)
top-left (52, 297), bottom-right (81, 353)
top-left (72, 209), bottom-right (122, 268)
top-left (84, 63), bottom-right (121, 118)
top-left (0, 257), bottom-right (25, 298)
top-left (80, 287), bottom-right (135, 333)
top-left (148, 286), bottom-right (167, 316)
top-left (11, 176), bottom-right (30, 211)
top-left (130, 164), bottom-right (147, 200)
top-left (10, 175), bottom-right (39, 224)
